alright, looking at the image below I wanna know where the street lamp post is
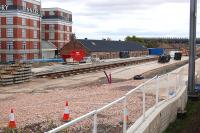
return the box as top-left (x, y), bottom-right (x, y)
top-left (188, 0), bottom-right (197, 97)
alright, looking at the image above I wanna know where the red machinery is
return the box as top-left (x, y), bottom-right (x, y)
top-left (62, 50), bottom-right (85, 62)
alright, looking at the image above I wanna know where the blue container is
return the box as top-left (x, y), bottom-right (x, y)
top-left (21, 58), bottom-right (64, 63)
top-left (148, 48), bottom-right (164, 55)
top-left (195, 84), bottom-right (200, 92)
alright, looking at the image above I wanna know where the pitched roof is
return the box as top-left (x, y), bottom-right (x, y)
top-left (41, 40), bottom-right (57, 51)
top-left (77, 39), bottom-right (147, 52)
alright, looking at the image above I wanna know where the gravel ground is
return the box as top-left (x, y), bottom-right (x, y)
top-left (0, 79), bottom-right (148, 129)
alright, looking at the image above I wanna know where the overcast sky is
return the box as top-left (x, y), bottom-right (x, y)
top-left (41, 0), bottom-right (200, 40)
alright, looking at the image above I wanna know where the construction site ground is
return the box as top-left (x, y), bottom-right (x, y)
top-left (0, 57), bottom-right (188, 131)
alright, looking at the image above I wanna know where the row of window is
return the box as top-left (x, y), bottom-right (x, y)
top-left (0, 17), bottom-right (38, 27)
top-left (1, 28), bottom-right (38, 39)
top-left (6, 0), bottom-right (39, 11)
top-left (42, 32), bottom-right (70, 40)
top-left (0, 53), bottom-right (39, 62)
top-left (42, 24), bottom-right (71, 31)
top-left (0, 41), bottom-right (38, 50)
top-left (42, 11), bottom-right (71, 18)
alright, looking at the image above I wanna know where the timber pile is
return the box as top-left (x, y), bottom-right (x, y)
top-left (0, 64), bottom-right (32, 86)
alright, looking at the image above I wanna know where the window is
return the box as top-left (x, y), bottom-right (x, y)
top-left (34, 42), bottom-right (37, 49)
top-left (67, 26), bottom-right (69, 32)
top-left (42, 32), bottom-right (45, 39)
top-left (60, 12), bottom-right (63, 16)
top-left (7, 41), bottom-right (13, 50)
top-left (6, 0), bottom-right (13, 5)
top-left (7, 28), bottom-right (13, 38)
top-left (60, 33), bottom-right (64, 40)
top-left (42, 25), bottom-right (45, 31)
top-left (7, 54), bottom-right (13, 62)
top-left (22, 41), bottom-right (26, 50)
top-left (67, 34), bottom-right (70, 41)
top-left (60, 25), bottom-right (63, 31)
top-left (49, 11), bottom-right (55, 15)
top-left (33, 30), bottom-right (37, 39)
top-left (22, 18), bottom-right (26, 26)
top-left (34, 53), bottom-right (38, 59)
top-left (33, 5), bottom-right (37, 10)
top-left (22, 1), bottom-right (26, 10)
top-left (33, 20), bottom-right (37, 27)
top-left (7, 17), bottom-right (13, 25)
top-left (22, 29), bottom-right (26, 38)
top-left (49, 24), bottom-right (54, 30)
top-left (21, 54), bottom-right (26, 60)
top-left (50, 32), bottom-right (54, 39)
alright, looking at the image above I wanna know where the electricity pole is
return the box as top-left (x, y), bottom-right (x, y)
top-left (188, 0), bottom-right (197, 97)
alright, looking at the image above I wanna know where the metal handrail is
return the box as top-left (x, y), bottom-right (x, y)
top-left (47, 110), bottom-right (96, 133)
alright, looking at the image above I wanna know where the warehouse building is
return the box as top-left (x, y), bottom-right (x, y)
top-left (0, 0), bottom-right (41, 63)
top-left (60, 39), bottom-right (148, 59)
top-left (41, 8), bottom-right (72, 56)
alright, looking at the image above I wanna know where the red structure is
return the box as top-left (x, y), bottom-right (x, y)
top-left (62, 50), bottom-right (85, 62)
top-left (0, 0), bottom-right (41, 63)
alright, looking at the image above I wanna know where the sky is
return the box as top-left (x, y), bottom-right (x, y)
top-left (41, 0), bottom-right (200, 40)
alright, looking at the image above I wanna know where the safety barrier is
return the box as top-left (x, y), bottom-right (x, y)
top-left (47, 66), bottom-right (185, 133)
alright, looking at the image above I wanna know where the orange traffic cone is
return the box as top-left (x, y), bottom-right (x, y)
top-left (8, 109), bottom-right (16, 128)
top-left (63, 99), bottom-right (70, 122)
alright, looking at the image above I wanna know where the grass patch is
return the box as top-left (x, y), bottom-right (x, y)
top-left (164, 98), bottom-right (200, 133)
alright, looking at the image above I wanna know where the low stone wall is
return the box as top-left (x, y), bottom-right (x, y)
top-left (127, 79), bottom-right (188, 133)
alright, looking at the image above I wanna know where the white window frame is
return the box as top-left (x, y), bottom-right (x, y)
top-left (23, 1), bottom-right (26, 10)
top-left (7, 41), bottom-right (13, 50)
top-left (50, 32), bottom-right (55, 39)
top-left (60, 33), bottom-right (64, 40)
top-left (7, 17), bottom-right (13, 25)
top-left (7, 28), bottom-right (13, 38)
top-left (22, 18), bottom-right (26, 26)
top-left (6, 0), bottom-right (13, 5)
top-left (49, 24), bottom-right (54, 30)
top-left (42, 32), bottom-right (45, 39)
top-left (22, 29), bottom-right (26, 38)
top-left (49, 11), bottom-right (55, 15)
top-left (7, 54), bottom-right (13, 62)
top-left (33, 20), bottom-right (37, 27)
top-left (22, 41), bottom-right (26, 50)
top-left (33, 30), bottom-right (37, 39)
top-left (34, 42), bottom-right (37, 49)
top-left (21, 54), bottom-right (26, 60)
top-left (34, 53), bottom-right (38, 59)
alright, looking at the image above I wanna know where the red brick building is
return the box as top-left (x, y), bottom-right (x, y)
top-left (61, 39), bottom-right (148, 59)
top-left (41, 8), bottom-right (72, 56)
top-left (0, 0), bottom-right (41, 63)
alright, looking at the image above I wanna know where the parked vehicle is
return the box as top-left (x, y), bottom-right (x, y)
top-left (158, 54), bottom-right (171, 63)
top-left (174, 52), bottom-right (182, 60)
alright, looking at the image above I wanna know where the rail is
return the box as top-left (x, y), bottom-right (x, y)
top-left (47, 66), bottom-right (186, 133)
top-left (35, 56), bottom-right (158, 77)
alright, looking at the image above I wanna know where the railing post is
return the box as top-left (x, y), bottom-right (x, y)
top-left (93, 113), bottom-right (97, 133)
top-left (156, 76), bottom-right (159, 107)
top-left (167, 73), bottom-right (170, 98)
top-left (123, 97), bottom-right (127, 133)
top-left (142, 85), bottom-right (146, 120)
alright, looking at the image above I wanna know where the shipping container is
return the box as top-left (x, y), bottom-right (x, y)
top-left (148, 48), bottom-right (164, 55)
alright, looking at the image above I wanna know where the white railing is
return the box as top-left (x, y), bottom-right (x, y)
top-left (47, 66), bottom-right (185, 133)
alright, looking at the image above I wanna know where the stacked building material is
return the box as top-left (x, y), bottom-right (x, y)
top-left (0, 64), bottom-right (32, 86)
